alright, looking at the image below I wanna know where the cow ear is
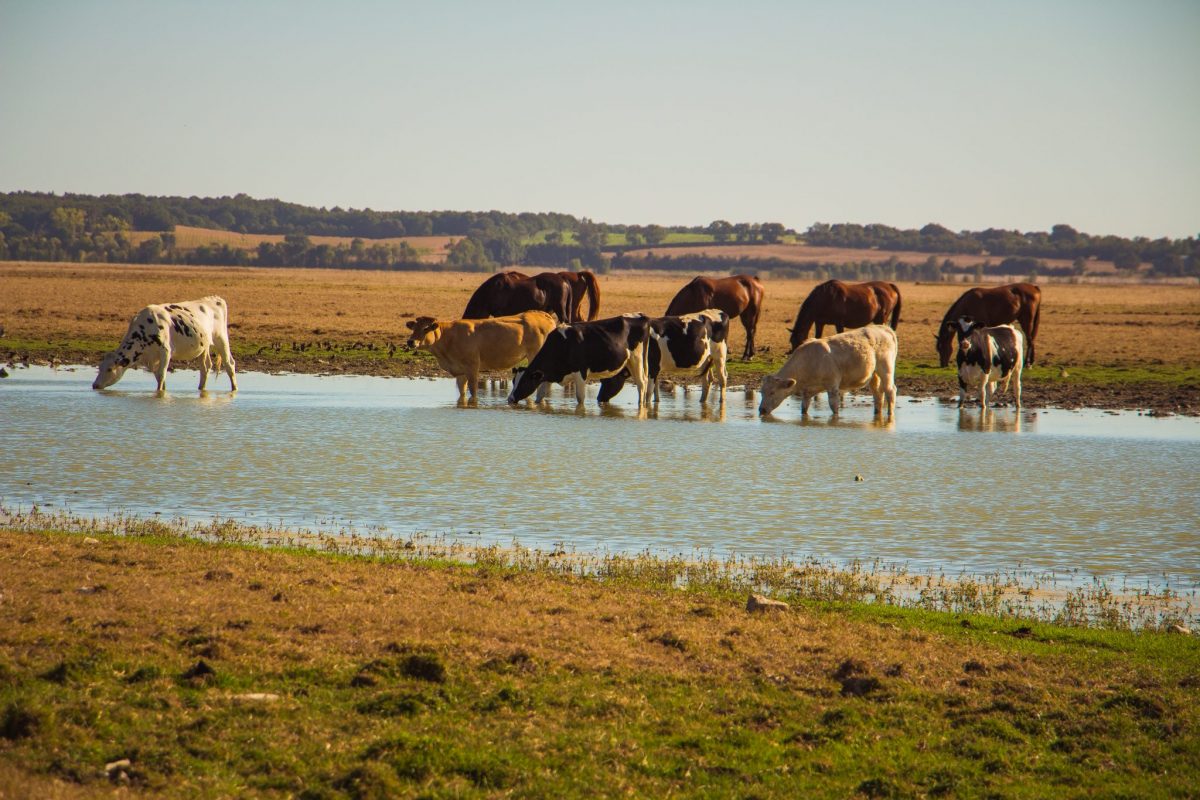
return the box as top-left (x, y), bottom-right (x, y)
top-left (405, 320), bottom-right (415, 330)
top-left (568, 326), bottom-right (585, 343)
top-left (781, 378), bottom-right (797, 391)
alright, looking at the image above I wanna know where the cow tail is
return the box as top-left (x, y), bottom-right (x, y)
top-left (1028, 299), bottom-right (1041, 365)
top-left (889, 285), bottom-right (902, 330)
top-left (581, 270), bottom-right (601, 321)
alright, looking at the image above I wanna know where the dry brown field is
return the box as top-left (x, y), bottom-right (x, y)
top-left (2, 262), bottom-right (1196, 369)
top-left (126, 226), bottom-right (461, 262)
top-left (624, 243), bottom-right (1119, 274)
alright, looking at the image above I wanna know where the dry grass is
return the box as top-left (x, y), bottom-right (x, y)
top-left (2, 262), bottom-right (1198, 369)
top-left (126, 226), bottom-right (461, 261)
top-left (0, 524), bottom-right (1196, 797)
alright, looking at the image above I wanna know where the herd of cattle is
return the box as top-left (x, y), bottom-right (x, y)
top-left (92, 273), bottom-right (1043, 417)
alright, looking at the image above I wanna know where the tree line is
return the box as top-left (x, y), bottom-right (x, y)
top-left (804, 222), bottom-right (1199, 277)
top-left (1, 191), bottom-right (1195, 277)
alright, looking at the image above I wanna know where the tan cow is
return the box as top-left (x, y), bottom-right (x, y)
top-left (757, 324), bottom-right (897, 419)
top-left (405, 311), bottom-right (558, 401)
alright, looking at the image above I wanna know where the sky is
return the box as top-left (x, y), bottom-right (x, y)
top-left (1, 1), bottom-right (1197, 239)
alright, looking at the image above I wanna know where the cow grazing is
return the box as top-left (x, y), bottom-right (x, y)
top-left (757, 324), bottom-right (897, 419)
top-left (93, 296), bottom-right (237, 392)
top-left (955, 319), bottom-right (1024, 409)
top-left (507, 315), bottom-right (652, 407)
top-left (405, 311), bottom-right (558, 401)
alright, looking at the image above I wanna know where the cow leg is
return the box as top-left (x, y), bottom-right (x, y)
top-left (534, 382), bottom-right (550, 403)
top-left (198, 350), bottom-right (211, 391)
top-left (574, 372), bottom-right (587, 405)
top-left (211, 335), bottom-right (237, 391)
top-left (467, 370), bottom-right (480, 401)
top-left (741, 314), bottom-right (756, 360)
top-left (154, 357), bottom-right (169, 393)
top-left (828, 386), bottom-right (841, 416)
top-left (800, 391), bottom-right (811, 416)
top-left (869, 374), bottom-right (882, 417)
top-left (455, 375), bottom-right (469, 401)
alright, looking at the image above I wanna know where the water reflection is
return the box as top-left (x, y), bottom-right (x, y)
top-left (956, 408), bottom-right (1026, 433)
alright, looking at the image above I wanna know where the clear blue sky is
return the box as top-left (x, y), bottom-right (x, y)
top-left (2, 1), bottom-right (1197, 238)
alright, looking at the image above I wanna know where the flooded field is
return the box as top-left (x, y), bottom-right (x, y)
top-left (2, 365), bottom-right (1198, 594)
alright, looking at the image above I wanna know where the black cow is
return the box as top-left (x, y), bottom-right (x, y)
top-left (507, 315), bottom-right (652, 407)
top-left (955, 317), bottom-right (1025, 408)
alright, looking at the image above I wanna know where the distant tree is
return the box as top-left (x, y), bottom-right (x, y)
top-left (708, 220), bottom-right (733, 242)
top-left (1112, 250), bottom-right (1141, 271)
top-left (760, 223), bottom-right (786, 243)
top-left (446, 237), bottom-right (496, 272)
top-left (1050, 223), bottom-right (1080, 245)
top-left (643, 224), bottom-right (668, 245)
top-left (575, 219), bottom-right (607, 250)
top-left (50, 207), bottom-right (86, 240)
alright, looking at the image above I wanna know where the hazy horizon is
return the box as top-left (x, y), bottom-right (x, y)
top-left (2, 1), bottom-right (1197, 239)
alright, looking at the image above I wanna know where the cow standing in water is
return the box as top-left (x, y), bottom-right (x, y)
top-left (93, 296), bottom-right (237, 393)
top-left (757, 325), bottom-right (897, 419)
top-left (955, 319), bottom-right (1025, 409)
top-left (405, 311), bottom-right (558, 402)
top-left (508, 315), bottom-right (652, 407)
top-left (665, 274), bottom-right (764, 360)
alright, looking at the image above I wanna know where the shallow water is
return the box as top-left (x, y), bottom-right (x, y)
top-left (2, 365), bottom-right (1198, 592)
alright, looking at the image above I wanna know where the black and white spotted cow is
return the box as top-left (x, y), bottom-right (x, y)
top-left (648, 309), bottom-right (730, 405)
top-left (507, 314), bottom-right (652, 407)
top-left (93, 296), bottom-right (238, 392)
top-left (597, 309), bottom-right (731, 405)
top-left (955, 318), bottom-right (1024, 409)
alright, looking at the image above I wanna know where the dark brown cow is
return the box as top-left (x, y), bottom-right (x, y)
top-left (788, 280), bottom-right (902, 350)
top-left (557, 270), bottom-right (601, 321)
top-left (463, 271), bottom-right (573, 323)
top-left (935, 283), bottom-right (1042, 367)
top-left (665, 274), bottom-right (765, 360)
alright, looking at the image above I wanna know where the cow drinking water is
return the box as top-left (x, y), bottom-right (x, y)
top-left (507, 315), bottom-right (652, 407)
top-left (757, 324), bottom-right (897, 419)
top-left (92, 296), bottom-right (237, 392)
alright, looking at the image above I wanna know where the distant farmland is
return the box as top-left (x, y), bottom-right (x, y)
top-left (620, 243), bottom-right (1122, 275)
top-left (127, 226), bottom-right (461, 263)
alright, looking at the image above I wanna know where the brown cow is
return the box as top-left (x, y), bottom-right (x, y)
top-left (405, 311), bottom-right (558, 401)
top-left (788, 280), bottom-right (902, 350)
top-left (665, 274), bottom-right (765, 360)
top-left (935, 283), bottom-right (1041, 367)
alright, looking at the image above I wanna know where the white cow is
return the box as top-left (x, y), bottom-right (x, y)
top-left (93, 296), bottom-right (238, 392)
top-left (757, 324), bottom-right (897, 418)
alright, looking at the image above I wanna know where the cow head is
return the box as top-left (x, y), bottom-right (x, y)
top-left (508, 326), bottom-right (577, 403)
top-left (404, 317), bottom-right (440, 350)
top-left (757, 375), bottom-right (797, 416)
top-left (92, 351), bottom-right (131, 390)
top-left (507, 366), bottom-right (544, 404)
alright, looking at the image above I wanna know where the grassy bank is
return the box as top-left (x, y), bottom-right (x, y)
top-left (1, 520), bottom-right (1197, 798)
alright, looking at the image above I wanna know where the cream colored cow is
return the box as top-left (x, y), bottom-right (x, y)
top-left (758, 324), bottom-right (897, 419)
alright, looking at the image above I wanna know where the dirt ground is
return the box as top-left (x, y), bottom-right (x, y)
top-left (2, 262), bottom-right (1198, 412)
